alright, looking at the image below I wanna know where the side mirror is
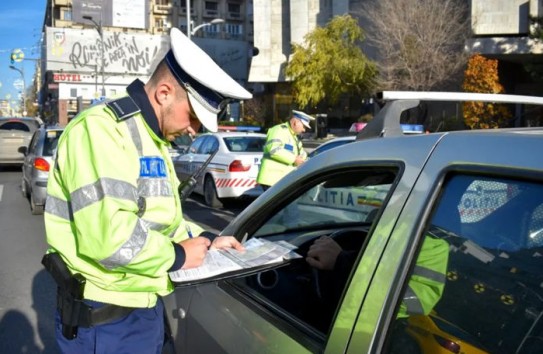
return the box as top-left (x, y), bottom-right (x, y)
top-left (18, 146), bottom-right (27, 155)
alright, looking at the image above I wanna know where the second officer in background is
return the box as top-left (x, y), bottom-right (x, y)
top-left (257, 110), bottom-right (315, 190)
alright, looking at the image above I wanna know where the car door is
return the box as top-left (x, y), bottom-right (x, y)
top-left (164, 135), bottom-right (442, 353)
top-left (353, 131), bottom-right (543, 354)
top-left (22, 130), bottom-right (40, 186)
top-left (192, 136), bottom-right (219, 194)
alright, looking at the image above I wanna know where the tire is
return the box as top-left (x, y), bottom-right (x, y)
top-left (30, 193), bottom-right (44, 215)
top-left (203, 175), bottom-right (222, 208)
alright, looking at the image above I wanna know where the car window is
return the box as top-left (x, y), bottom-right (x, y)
top-left (43, 130), bottom-right (63, 156)
top-left (229, 167), bottom-right (399, 343)
top-left (27, 131), bottom-right (40, 153)
top-left (0, 121), bottom-right (31, 132)
top-left (387, 174), bottom-right (543, 353)
top-left (188, 136), bottom-right (206, 154)
top-left (224, 136), bottom-right (265, 152)
top-left (200, 136), bottom-right (218, 154)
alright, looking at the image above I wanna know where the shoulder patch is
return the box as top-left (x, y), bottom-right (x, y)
top-left (106, 96), bottom-right (141, 121)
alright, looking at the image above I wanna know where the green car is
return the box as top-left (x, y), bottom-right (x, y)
top-left (164, 92), bottom-right (543, 354)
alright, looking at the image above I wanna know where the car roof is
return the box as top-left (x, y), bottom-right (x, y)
top-left (357, 91), bottom-right (543, 141)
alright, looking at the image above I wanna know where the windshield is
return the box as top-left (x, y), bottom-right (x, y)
top-left (224, 136), bottom-right (265, 152)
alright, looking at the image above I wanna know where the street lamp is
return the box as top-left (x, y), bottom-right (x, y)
top-left (186, 0), bottom-right (224, 39)
top-left (83, 15), bottom-right (106, 97)
top-left (191, 18), bottom-right (225, 36)
top-left (9, 65), bottom-right (26, 116)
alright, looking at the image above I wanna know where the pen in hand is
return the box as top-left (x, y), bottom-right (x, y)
top-left (186, 225), bottom-right (193, 239)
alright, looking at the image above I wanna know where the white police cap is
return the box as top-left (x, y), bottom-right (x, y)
top-left (292, 110), bottom-right (315, 129)
top-left (165, 28), bottom-right (252, 132)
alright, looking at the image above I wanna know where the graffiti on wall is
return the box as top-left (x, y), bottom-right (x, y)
top-left (68, 32), bottom-right (160, 73)
top-left (46, 27), bottom-right (248, 79)
top-left (47, 27), bottom-right (167, 75)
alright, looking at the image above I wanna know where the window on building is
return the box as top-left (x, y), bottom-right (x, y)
top-left (228, 3), bottom-right (241, 14)
top-left (204, 24), bottom-right (221, 34)
top-left (155, 17), bottom-right (170, 30)
top-left (155, 0), bottom-right (170, 5)
top-left (62, 8), bottom-right (72, 21)
top-left (81, 88), bottom-right (88, 97)
top-left (225, 23), bottom-right (243, 36)
top-left (205, 1), bottom-right (218, 11)
top-left (70, 88), bottom-right (77, 98)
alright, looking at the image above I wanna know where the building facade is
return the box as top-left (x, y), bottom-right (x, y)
top-left (40, 0), bottom-right (252, 126)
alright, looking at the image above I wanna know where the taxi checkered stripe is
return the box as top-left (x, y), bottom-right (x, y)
top-left (215, 178), bottom-right (257, 188)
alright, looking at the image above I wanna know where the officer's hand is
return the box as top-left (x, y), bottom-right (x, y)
top-left (179, 237), bottom-right (212, 269)
top-left (294, 156), bottom-right (305, 166)
top-left (306, 236), bottom-right (342, 270)
top-left (210, 236), bottom-right (245, 251)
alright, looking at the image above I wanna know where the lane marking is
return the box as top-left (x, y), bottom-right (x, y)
top-left (0, 184), bottom-right (3, 202)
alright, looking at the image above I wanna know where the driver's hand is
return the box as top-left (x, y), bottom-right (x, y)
top-left (210, 236), bottom-right (245, 251)
top-left (306, 236), bottom-right (342, 270)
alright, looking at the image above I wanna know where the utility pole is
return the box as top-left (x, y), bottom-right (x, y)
top-left (83, 15), bottom-right (105, 98)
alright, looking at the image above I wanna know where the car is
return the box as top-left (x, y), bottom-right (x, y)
top-left (173, 129), bottom-right (266, 208)
top-left (163, 91), bottom-right (543, 354)
top-left (308, 125), bottom-right (424, 158)
top-left (19, 125), bottom-right (64, 215)
top-left (0, 117), bottom-right (41, 167)
top-left (307, 136), bottom-right (356, 158)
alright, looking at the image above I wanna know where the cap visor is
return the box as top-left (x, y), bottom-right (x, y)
top-left (301, 120), bottom-right (311, 129)
top-left (188, 93), bottom-right (218, 132)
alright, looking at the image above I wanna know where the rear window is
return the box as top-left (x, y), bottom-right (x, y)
top-left (0, 119), bottom-right (39, 133)
top-left (224, 136), bottom-right (265, 152)
top-left (43, 130), bottom-right (63, 156)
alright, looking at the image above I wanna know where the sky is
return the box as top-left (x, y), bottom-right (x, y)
top-left (0, 0), bottom-right (47, 113)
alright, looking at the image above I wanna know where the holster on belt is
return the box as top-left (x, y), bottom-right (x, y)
top-left (42, 253), bottom-right (135, 340)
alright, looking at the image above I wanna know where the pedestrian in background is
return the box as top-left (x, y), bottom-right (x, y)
top-left (43, 28), bottom-right (250, 354)
top-left (257, 110), bottom-right (315, 190)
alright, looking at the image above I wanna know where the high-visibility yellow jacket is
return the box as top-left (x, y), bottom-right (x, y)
top-left (397, 235), bottom-right (449, 318)
top-left (44, 92), bottom-right (203, 308)
top-left (256, 122), bottom-right (307, 187)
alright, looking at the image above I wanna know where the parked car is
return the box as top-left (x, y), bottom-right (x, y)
top-left (19, 125), bottom-right (64, 214)
top-left (163, 91), bottom-right (543, 354)
top-left (0, 117), bottom-right (41, 167)
top-left (173, 130), bottom-right (266, 208)
top-left (308, 124), bottom-right (424, 158)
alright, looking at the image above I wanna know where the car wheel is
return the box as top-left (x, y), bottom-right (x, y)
top-left (204, 175), bottom-right (222, 208)
top-left (30, 193), bottom-right (44, 215)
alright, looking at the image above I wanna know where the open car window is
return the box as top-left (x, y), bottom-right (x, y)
top-left (254, 169), bottom-right (395, 237)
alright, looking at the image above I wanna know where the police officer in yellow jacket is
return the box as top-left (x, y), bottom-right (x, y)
top-left (43, 28), bottom-right (251, 354)
top-left (256, 110), bottom-right (315, 189)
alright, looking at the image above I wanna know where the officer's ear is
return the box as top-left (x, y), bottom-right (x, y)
top-left (154, 81), bottom-right (176, 106)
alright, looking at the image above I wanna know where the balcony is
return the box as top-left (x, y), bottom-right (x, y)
top-left (153, 4), bottom-right (173, 15)
top-left (203, 10), bottom-right (219, 18)
top-left (226, 12), bottom-right (242, 21)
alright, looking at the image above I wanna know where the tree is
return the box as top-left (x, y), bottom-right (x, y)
top-left (462, 54), bottom-right (512, 129)
top-left (285, 15), bottom-right (377, 109)
top-left (357, 0), bottom-right (471, 91)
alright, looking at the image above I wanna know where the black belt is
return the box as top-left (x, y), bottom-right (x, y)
top-left (57, 292), bottom-right (136, 327)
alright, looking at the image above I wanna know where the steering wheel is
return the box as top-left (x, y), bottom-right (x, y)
top-left (310, 229), bottom-right (367, 302)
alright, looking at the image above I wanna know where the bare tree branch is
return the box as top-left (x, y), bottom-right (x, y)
top-left (355, 0), bottom-right (471, 91)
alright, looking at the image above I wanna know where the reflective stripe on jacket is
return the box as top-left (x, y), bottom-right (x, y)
top-left (256, 122), bottom-right (306, 187)
top-left (397, 235), bottom-right (449, 318)
top-left (44, 96), bottom-right (203, 308)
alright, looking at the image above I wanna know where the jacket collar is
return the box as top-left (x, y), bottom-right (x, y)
top-left (126, 79), bottom-right (165, 141)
